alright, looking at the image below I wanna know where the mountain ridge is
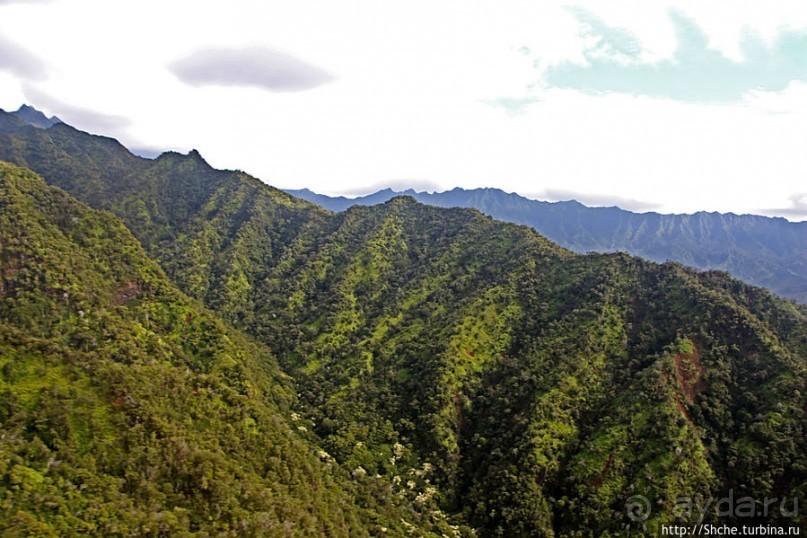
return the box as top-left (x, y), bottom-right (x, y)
top-left (8, 105), bottom-right (803, 305)
top-left (286, 186), bottom-right (807, 303)
top-left (288, 185), bottom-right (802, 221)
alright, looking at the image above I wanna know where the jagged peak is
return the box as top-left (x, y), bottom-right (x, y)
top-left (11, 104), bottom-right (63, 129)
top-left (154, 148), bottom-right (212, 168)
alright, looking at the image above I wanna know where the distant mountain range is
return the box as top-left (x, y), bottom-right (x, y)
top-left (287, 187), bottom-right (807, 303)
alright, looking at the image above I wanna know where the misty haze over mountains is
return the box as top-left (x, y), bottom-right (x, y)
top-left (288, 187), bottom-right (807, 303)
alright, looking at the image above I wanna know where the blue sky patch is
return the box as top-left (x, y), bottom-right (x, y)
top-left (544, 8), bottom-right (807, 102)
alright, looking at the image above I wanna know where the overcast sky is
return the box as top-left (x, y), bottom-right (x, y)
top-left (2, 0), bottom-right (807, 219)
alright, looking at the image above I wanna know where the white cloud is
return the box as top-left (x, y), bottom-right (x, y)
top-left (760, 193), bottom-right (807, 220)
top-left (23, 84), bottom-right (132, 137)
top-left (0, 32), bottom-right (47, 79)
top-left (169, 47), bottom-right (334, 92)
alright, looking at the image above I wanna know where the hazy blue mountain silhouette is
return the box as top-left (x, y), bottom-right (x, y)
top-left (10, 104), bottom-right (62, 129)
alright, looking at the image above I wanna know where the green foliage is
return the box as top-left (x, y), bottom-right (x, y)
top-left (0, 111), bottom-right (804, 536)
top-left (0, 162), bottom-right (443, 536)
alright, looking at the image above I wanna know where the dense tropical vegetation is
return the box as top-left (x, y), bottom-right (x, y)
top-left (0, 108), bottom-right (805, 535)
top-left (0, 162), bottom-right (452, 536)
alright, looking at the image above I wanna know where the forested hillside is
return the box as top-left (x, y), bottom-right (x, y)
top-left (0, 109), bottom-right (805, 535)
top-left (287, 187), bottom-right (807, 303)
top-left (0, 162), bottom-right (447, 537)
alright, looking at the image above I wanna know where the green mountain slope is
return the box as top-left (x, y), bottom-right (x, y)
top-left (0, 162), bottom-right (447, 537)
top-left (194, 192), bottom-right (806, 535)
top-left (0, 110), bottom-right (805, 535)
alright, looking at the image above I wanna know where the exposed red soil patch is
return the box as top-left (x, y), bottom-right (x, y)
top-left (674, 344), bottom-right (705, 405)
top-left (111, 281), bottom-right (142, 306)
